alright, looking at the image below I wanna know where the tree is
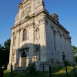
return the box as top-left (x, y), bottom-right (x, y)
top-left (72, 46), bottom-right (77, 55)
top-left (72, 46), bottom-right (77, 63)
top-left (0, 44), bottom-right (5, 67)
top-left (74, 56), bottom-right (77, 63)
top-left (0, 39), bottom-right (11, 68)
top-left (4, 38), bottom-right (11, 52)
top-left (4, 38), bottom-right (11, 68)
top-left (0, 44), bottom-right (3, 50)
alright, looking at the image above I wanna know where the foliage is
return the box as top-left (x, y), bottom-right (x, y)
top-left (0, 38), bottom-right (11, 68)
top-left (72, 46), bottom-right (77, 55)
top-left (4, 38), bottom-right (11, 51)
top-left (72, 46), bottom-right (77, 62)
top-left (74, 56), bottom-right (77, 63)
top-left (25, 15), bottom-right (30, 20)
top-left (26, 63), bottom-right (37, 74)
top-left (64, 60), bottom-right (71, 66)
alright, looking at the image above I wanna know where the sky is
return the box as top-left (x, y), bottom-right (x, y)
top-left (0, 0), bottom-right (77, 46)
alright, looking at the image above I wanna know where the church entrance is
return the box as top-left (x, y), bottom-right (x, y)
top-left (21, 51), bottom-right (27, 69)
top-left (21, 57), bottom-right (26, 68)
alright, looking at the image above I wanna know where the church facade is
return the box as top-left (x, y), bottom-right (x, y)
top-left (8, 0), bottom-right (73, 70)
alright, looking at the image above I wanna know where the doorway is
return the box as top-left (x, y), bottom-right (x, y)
top-left (21, 51), bottom-right (27, 68)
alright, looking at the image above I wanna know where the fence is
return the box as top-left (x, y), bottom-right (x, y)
top-left (48, 64), bottom-right (77, 77)
top-left (0, 63), bottom-right (77, 77)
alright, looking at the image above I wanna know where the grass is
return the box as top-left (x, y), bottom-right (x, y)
top-left (52, 66), bottom-right (77, 77)
top-left (4, 66), bottom-right (77, 77)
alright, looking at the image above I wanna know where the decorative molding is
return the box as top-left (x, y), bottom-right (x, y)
top-left (16, 29), bottom-right (21, 33)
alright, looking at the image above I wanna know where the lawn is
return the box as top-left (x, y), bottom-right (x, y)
top-left (4, 66), bottom-right (77, 77)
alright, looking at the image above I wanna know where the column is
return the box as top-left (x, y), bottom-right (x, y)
top-left (7, 32), bottom-right (14, 70)
top-left (68, 38), bottom-right (73, 62)
top-left (9, 33), bottom-right (13, 64)
top-left (40, 19), bottom-right (46, 62)
top-left (19, 53), bottom-right (22, 67)
top-left (26, 57), bottom-right (29, 67)
top-left (15, 30), bottom-right (21, 68)
top-left (29, 25), bottom-right (34, 63)
top-left (59, 33), bottom-right (63, 62)
top-left (20, 29), bottom-right (23, 46)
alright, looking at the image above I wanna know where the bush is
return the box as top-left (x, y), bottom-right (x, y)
top-left (26, 63), bottom-right (37, 74)
top-left (74, 56), bottom-right (77, 63)
top-left (64, 60), bottom-right (71, 66)
top-left (25, 15), bottom-right (30, 20)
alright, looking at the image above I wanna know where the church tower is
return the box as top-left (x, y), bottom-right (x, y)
top-left (8, 0), bottom-right (73, 71)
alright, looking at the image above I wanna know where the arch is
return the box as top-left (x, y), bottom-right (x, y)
top-left (23, 29), bottom-right (27, 41)
top-left (21, 51), bottom-right (27, 58)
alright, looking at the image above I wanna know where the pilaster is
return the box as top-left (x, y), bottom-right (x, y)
top-left (39, 18), bottom-right (46, 62)
top-left (7, 32), bottom-right (14, 70)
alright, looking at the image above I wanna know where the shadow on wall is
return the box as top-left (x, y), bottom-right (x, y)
top-left (14, 43), bottom-right (46, 70)
top-left (8, 42), bottom-right (73, 71)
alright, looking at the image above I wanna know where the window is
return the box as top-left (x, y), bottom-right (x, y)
top-left (23, 29), bottom-right (27, 41)
top-left (53, 30), bottom-right (56, 50)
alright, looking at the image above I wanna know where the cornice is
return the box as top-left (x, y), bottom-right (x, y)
top-left (11, 8), bottom-right (69, 35)
top-left (44, 10), bottom-right (69, 34)
top-left (11, 9), bottom-right (45, 29)
top-left (11, 26), bottom-right (15, 29)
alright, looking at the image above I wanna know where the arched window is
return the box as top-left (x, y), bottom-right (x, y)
top-left (23, 29), bottom-right (27, 41)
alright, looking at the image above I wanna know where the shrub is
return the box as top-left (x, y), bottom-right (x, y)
top-left (64, 60), bottom-right (71, 66)
top-left (26, 63), bottom-right (36, 74)
top-left (25, 15), bottom-right (30, 20)
top-left (74, 56), bottom-right (77, 63)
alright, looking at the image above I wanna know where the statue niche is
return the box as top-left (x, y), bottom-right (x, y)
top-left (35, 28), bottom-right (40, 43)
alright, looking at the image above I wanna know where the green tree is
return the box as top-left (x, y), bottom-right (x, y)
top-left (72, 46), bottom-right (77, 63)
top-left (72, 46), bottom-right (77, 55)
top-left (4, 38), bottom-right (11, 52)
top-left (74, 56), bottom-right (77, 63)
top-left (0, 44), bottom-right (2, 51)
top-left (0, 44), bottom-right (5, 67)
top-left (0, 39), bottom-right (11, 68)
top-left (4, 38), bottom-right (11, 68)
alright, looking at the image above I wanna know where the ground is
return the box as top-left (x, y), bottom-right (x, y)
top-left (4, 66), bottom-right (77, 77)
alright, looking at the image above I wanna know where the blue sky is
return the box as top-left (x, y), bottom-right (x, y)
top-left (0, 0), bottom-right (77, 46)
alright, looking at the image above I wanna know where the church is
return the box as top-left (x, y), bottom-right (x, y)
top-left (8, 0), bottom-right (73, 71)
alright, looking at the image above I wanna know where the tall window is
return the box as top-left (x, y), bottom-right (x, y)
top-left (23, 29), bottom-right (27, 41)
top-left (53, 30), bottom-right (56, 50)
